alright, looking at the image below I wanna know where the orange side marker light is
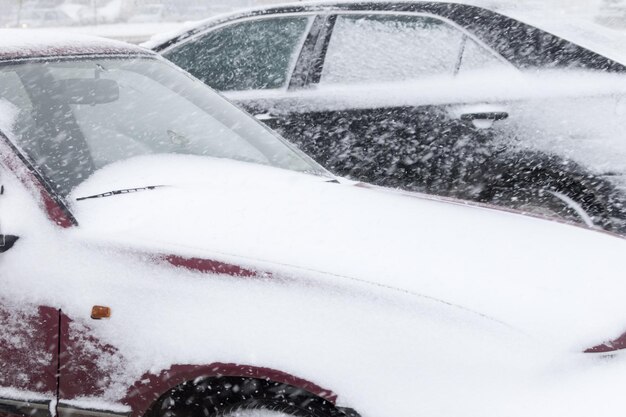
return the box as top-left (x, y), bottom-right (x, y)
top-left (91, 305), bottom-right (111, 320)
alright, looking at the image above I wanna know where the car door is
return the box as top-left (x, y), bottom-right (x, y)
top-left (0, 124), bottom-right (120, 417)
top-left (252, 13), bottom-right (513, 197)
top-left (0, 300), bottom-right (58, 417)
top-left (0, 163), bottom-right (59, 417)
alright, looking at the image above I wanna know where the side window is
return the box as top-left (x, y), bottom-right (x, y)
top-left (320, 14), bottom-right (508, 85)
top-left (165, 16), bottom-right (312, 91)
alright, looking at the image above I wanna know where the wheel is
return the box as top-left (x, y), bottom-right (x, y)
top-left (150, 377), bottom-right (348, 417)
top-left (476, 153), bottom-right (626, 233)
top-left (481, 185), bottom-right (596, 226)
top-left (216, 398), bottom-right (329, 417)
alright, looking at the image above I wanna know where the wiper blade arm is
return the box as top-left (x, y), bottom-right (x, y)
top-left (76, 185), bottom-right (164, 201)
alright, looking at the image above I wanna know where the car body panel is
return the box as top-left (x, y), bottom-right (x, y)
top-left (3, 151), bottom-right (626, 417)
top-left (67, 155), bottom-right (626, 349)
top-left (3, 30), bottom-right (626, 417)
top-left (0, 304), bottom-right (58, 404)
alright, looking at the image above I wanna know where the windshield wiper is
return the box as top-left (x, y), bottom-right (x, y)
top-left (76, 185), bottom-right (164, 201)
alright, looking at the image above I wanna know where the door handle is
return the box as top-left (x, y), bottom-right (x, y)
top-left (0, 235), bottom-right (19, 253)
top-left (460, 112), bottom-right (509, 122)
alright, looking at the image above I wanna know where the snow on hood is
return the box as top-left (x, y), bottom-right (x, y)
top-left (69, 154), bottom-right (626, 352)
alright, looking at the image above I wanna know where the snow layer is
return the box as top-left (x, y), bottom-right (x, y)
top-left (0, 387), bottom-right (50, 402)
top-left (3, 153), bottom-right (626, 417)
top-left (0, 29), bottom-right (148, 60)
top-left (65, 155), bottom-right (626, 350)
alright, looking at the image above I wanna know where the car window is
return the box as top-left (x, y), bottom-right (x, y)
top-left (320, 14), bottom-right (507, 85)
top-left (0, 58), bottom-right (327, 197)
top-left (43, 64), bottom-right (271, 170)
top-left (164, 16), bottom-right (312, 91)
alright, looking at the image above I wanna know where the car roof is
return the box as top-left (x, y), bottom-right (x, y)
top-left (146, 0), bottom-right (491, 50)
top-left (0, 29), bottom-right (154, 62)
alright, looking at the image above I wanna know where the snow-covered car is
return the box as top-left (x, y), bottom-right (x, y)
top-left (3, 30), bottom-right (626, 417)
top-left (149, 0), bottom-right (626, 236)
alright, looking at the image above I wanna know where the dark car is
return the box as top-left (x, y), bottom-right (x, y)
top-left (150, 1), bottom-right (626, 235)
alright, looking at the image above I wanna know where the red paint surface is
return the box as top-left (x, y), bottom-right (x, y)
top-left (124, 363), bottom-right (338, 417)
top-left (0, 304), bottom-right (59, 396)
top-left (40, 191), bottom-right (75, 228)
top-left (585, 331), bottom-right (626, 353)
top-left (59, 310), bottom-right (336, 416)
top-left (58, 312), bottom-right (120, 399)
top-left (1, 137), bottom-right (331, 414)
top-left (164, 255), bottom-right (260, 277)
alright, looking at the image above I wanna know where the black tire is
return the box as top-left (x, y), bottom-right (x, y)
top-left (216, 398), bottom-right (329, 417)
top-left (481, 185), bottom-right (596, 225)
top-left (477, 152), bottom-right (626, 233)
top-left (149, 377), bottom-right (345, 417)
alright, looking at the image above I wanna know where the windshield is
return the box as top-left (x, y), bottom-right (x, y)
top-left (0, 56), bottom-right (327, 197)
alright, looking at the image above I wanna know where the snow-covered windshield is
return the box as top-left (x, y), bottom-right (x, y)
top-left (0, 56), bottom-right (326, 196)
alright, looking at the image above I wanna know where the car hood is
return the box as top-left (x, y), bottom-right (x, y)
top-left (70, 154), bottom-right (626, 351)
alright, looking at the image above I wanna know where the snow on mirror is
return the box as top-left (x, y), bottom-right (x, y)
top-left (0, 57), bottom-right (327, 198)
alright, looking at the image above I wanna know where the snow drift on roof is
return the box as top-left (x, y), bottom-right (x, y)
top-left (0, 29), bottom-right (151, 61)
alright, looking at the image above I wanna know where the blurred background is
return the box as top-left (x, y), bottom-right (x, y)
top-left (0, 0), bottom-right (624, 43)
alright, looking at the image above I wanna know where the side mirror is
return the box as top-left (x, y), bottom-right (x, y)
top-left (0, 234), bottom-right (19, 253)
top-left (53, 78), bottom-right (120, 105)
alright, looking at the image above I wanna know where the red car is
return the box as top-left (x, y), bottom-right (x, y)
top-left (2, 31), bottom-right (626, 417)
